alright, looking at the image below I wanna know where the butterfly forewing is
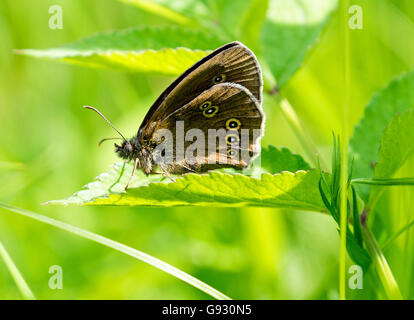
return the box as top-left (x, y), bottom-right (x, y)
top-left (139, 41), bottom-right (263, 143)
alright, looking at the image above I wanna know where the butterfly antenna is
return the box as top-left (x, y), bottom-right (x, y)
top-left (98, 137), bottom-right (123, 147)
top-left (83, 106), bottom-right (127, 141)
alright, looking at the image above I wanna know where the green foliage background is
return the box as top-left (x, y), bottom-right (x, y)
top-left (0, 0), bottom-right (413, 299)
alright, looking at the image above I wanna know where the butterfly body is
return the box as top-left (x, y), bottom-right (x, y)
top-left (111, 41), bottom-right (264, 183)
top-left (115, 138), bottom-right (154, 174)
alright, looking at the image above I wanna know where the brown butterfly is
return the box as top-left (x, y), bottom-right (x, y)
top-left (85, 41), bottom-right (264, 188)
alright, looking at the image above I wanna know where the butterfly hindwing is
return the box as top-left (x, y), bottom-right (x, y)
top-left (152, 83), bottom-right (264, 173)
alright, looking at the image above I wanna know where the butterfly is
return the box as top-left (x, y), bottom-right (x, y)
top-left (85, 41), bottom-right (264, 189)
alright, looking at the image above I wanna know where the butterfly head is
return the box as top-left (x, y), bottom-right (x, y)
top-left (115, 137), bottom-right (141, 161)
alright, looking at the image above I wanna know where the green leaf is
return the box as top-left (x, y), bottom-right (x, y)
top-left (48, 169), bottom-right (326, 211)
top-left (350, 71), bottom-right (414, 200)
top-left (369, 109), bottom-right (414, 203)
top-left (16, 26), bottom-right (225, 76)
top-left (239, 0), bottom-right (269, 52)
top-left (45, 147), bottom-right (326, 212)
top-left (208, 0), bottom-right (258, 39)
top-left (262, 0), bottom-right (338, 88)
top-left (346, 230), bottom-right (371, 271)
top-left (261, 145), bottom-right (311, 174)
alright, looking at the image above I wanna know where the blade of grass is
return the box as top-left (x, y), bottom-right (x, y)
top-left (0, 202), bottom-right (231, 300)
top-left (382, 218), bottom-right (414, 250)
top-left (319, 178), bottom-right (337, 222)
top-left (0, 240), bottom-right (35, 300)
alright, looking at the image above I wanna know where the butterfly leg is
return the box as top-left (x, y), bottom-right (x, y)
top-left (178, 162), bottom-right (195, 173)
top-left (108, 160), bottom-right (126, 193)
top-left (159, 165), bottom-right (176, 183)
top-left (125, 157), bottom-right (139, 190)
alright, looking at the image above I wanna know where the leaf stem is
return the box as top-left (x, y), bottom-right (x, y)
top-left (0, 240), bottom-right (35, 300)
top-left (361, 223), bottom-right (403, 299)
top-left (352, 177), bottom-right (414, 186)
top-left (0, 202), bottom-right (231, 300)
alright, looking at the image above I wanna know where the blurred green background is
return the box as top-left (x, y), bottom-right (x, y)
top-left (0, 0), bottom-right (413, 299)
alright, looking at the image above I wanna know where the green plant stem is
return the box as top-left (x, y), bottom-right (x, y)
top-left (338, 0), bottom-right (350, 300)
top-left (0, 202), bottom-right (231, 300)
top-left (339, 160), bottom-right (348, 300)
top-left (362, 224), bottom-right (403, 299)
top-left (0, 240), bottom-right (35, 300)
top-left (263, 68), bottom-right (326, 169)
top-left (279, 98), bottom-right (323, 168)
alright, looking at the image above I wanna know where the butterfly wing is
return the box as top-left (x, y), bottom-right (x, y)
top-left (152, 83), bottom-right (264, 173)
top-left (139, 41), bottom-right (263, 143)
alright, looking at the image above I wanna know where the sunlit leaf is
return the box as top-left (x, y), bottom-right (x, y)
top-left (48, 169), bottom-right (325, 211)
top-left (262, 0), bottom-right (338, 87)
top-left (261, 145), bottom-right (311, 173)
top-left (45, 146), bottom-right (326, 212)
top-left (369, 110), bottom-right (414, 203)
top-left (350, 71), bottom-right (414, 200)
top-left (16, 26), bottom-right (225, 76)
